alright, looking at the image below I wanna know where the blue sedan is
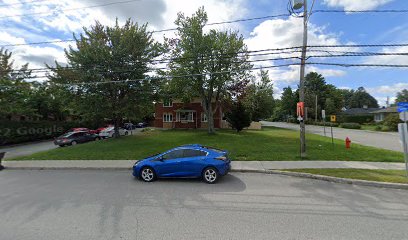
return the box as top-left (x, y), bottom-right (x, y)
top-left (133, 144), bottom-right (231, 184)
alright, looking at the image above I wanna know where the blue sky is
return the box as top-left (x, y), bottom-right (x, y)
top-left (0, 0), bottom-right (407, 106)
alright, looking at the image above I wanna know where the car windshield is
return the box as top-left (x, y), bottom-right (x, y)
top-left (59, 132), bottom-right (74, 138)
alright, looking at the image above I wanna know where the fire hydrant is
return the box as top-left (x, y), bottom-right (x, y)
top-left (345, 137), bottom-right (351, 149)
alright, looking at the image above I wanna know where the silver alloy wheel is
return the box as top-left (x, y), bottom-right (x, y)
top-left (204, 168), bottom-right (217, 183)
top-left (71, 141), bottom-right (77, 145)
top-left (141, 168), bottom-right (154, 182)
top-left (95, 137), bottom-right (99, 141)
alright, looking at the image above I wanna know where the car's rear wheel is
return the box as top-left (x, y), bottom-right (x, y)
top-left (94, 137), bottom-right (100, 141)
top-left (71, 141), bottom-right (77, 146)
top-left (202, 167), bottom-right (219, 184)
top-left (140, 167), bottom-right (156, 182)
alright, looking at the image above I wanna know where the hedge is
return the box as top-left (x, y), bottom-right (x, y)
top-left (340, 122), bottom-right (361, 129)
top-left (0, 121), bottom-right (91, 146)
top-left (336, 115), bottom-right (374, 124)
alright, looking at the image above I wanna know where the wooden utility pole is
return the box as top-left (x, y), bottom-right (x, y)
top-left (299, 0), bottom-right (308, 157)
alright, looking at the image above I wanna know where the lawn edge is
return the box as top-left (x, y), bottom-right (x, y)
top-left (263, 169), bottom-right (408, 190)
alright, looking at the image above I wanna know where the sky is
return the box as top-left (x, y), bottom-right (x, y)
top-left (0, 0), bottom-right (408, 106)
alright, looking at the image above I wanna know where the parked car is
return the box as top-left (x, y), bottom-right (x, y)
top-left (123, 123), bottom-right (136, 130)
top-left (54, 131), bottom-right (100, 147)
top-left (132, 144), bottom-right (231, 184)
top-left (136, 122), bottom-right (148, 128)
top-left (99, 127), bottom-right (129, 138)
top-left (69, 128), bottom-right (97, 134)
top-left (95, 125), bottom-right (114, 134)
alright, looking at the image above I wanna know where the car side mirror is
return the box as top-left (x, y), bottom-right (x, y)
top-left (156, 156), bottom-right (164, 161)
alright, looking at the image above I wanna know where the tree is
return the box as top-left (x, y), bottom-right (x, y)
top-left (49, 20), bottom-right (162, 137)
top-left (225, 101), bottom-right (251, 132)
top-left (396, 89), bottom-right (408, 103)
top-left (304, 72), bottom-right (328, 120)
top-left (279, 86), bottom-right (297, 119)
top-left (166, 7), bottom-right (252, 134)
top-left (339, 89), bottom-right (354, 109)
top-left (349, 87), bottom-right (379, 108)
top-left (0, 48), bottom-right (33, 119)
top-left (243, 69), bottom-right (274, 121)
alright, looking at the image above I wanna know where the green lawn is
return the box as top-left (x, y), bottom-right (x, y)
top-left (284, 169), bottom-right (408, 184)
top-left (12, 127), bottom-right (404, 161)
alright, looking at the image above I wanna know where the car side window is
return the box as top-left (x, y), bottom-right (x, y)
top-left (183, 149), bottom-right (207, 158)
top-left (162, 150), bottom-right (184, 160)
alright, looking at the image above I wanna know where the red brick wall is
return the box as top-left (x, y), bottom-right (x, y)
top-left (154, 101), bottom-right (222, 129)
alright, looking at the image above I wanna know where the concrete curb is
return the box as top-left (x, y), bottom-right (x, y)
top-left (265, 169), bottom-right (408, 190)
top-left (2, 166), bottom-right (407, 190)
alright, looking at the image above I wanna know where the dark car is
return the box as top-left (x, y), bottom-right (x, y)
top-left (136, 122), bottom-right (148, 128)
top-left (69, 127), bottom-right (98, 134)
top-left (54, 131), bottom-right (100, 147)
top-left (132, 144), bottom-right (231, 184)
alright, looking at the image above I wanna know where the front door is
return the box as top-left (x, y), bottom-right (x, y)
top-left (155, 149), bottom-right (184, 177)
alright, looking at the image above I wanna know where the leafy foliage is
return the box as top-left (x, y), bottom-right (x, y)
top-left (395, 89), bottom-right (408, 103)
top-left (165, 7), bottom-right (252, 134)
top-left (383, 113), bottom-right (402, 131)
top-left (225, 101), bottom-right (251, 132)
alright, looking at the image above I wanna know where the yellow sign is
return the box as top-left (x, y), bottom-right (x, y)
top-left (330, 115), bottom-right (336, 122)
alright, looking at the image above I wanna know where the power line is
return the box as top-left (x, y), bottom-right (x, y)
top-left (314, 9), bottom-right (408, 13)
top-left (0, 0), bottom-right (143, 19)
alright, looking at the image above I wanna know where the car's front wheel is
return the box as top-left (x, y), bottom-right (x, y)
top-left (140, 167), bottom-right (156, 182)
top-left (202, 167), bottom-right (219, 184)
top-left (71, 141), bottom-right (77, 146)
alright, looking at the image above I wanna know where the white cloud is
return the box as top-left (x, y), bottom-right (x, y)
top-left (364, 46), bottom-right (408, 65)
top-left (0, 32), bottom-right (25, 45)
top-left (245, 17), bottom-right (348, 85)
top-left (367, 82), bottom-right (408, 95)
top-left (323, 0), bottom-right (393, 11)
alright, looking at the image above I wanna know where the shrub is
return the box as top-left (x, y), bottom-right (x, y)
top-left (337, 115), bottom-right (374, 124)
top-left (340, 122), bottom-right (361, 129)
top-left (226, 101), bottom-right (251, 132)
top-left (375, 125), bottom-right (382, 131)
top-left (383, 114), bottom-right (401, 131)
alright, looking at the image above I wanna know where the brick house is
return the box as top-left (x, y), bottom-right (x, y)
top-left (154, 98), bottom-right (223, 129)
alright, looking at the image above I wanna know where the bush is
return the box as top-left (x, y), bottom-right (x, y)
top-left (226, 101), bottom-right (251, 132)
top-left (383, 114), bottom-right (401, 131)
top-left (375, 125), bottom-right (382, 131)
top-left (340, 122), bottom-right (361, 129)
top-left (337, 115), bottom-right (374, 124)
top-left (0, 121), bottom-right (90, 146)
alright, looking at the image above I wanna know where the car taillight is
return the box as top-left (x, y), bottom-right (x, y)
top-left (215, 156), bottom-right (227, 161)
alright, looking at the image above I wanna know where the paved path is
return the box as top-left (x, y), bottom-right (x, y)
top-left (3, 160), bottom-right (406, 170)
top-left (1, 170), bottom-right (407, 240)
top-left (262, 121), bottom-right (402, 152)
top-left (0, 129), bottom-right (142, 160)
top-left (0, 140), bottom-right (57, 160)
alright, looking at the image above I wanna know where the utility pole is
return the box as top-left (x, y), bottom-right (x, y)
top-left (315, 94), bottom-right (318, 122)
top-left (299, 0), bottom-right (308, 158)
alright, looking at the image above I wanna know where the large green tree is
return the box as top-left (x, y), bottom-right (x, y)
top-left (396, 89), bottom-right (408, 103)
top-left (349, 87), bottom-right (379, 108)
top-left (278, 86), bottom-right (297, 120)
top-left (49, 20), bottom-right (162, 136)
top-left (0, 48), bottom-right (33, 119)
top-left (243, 69), bottom-right (274, 121)
top-left (166, 8), bottom-right (252, 134)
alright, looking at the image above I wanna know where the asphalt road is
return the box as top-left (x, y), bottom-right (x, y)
top-left (1, 170), bottom-right (407, 240)
top-left (262, 121), bottom-right (402, 152)
top-left (0, 140), bottom-right (58, 159)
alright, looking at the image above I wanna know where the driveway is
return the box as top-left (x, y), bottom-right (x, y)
top-left (0, 129), bottom-right (143, 160)
top-left (262, 121), bottom-right (402, 152)
top-left (1, 170), bottom-right (407, 240)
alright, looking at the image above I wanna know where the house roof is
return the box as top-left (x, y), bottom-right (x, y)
top-left (370, 106), bottom-right (398, 114)
top-left (341, 108), bottom-right (380, 115)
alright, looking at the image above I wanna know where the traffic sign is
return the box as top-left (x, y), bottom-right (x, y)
top-left (297, 102), bottom-right (304, 117)
top-left (398, 102), bottom-right (408, 112)
top-left (330, 115), bottom-right (336, 122)
top-left (321, 110), bottom-right (326, 119)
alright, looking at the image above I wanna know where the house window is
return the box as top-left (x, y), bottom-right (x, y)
top-left (163, 99), bottom-right (173, 107)
top-left (163, 113), bottom-right (173, 122)
top-left (178, 112), bottom-right (193, 122)
top-left (201, 113), bottom-right (208, 122)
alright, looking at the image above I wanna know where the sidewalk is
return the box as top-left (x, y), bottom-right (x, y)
top-left (3, 160), bottom-right (406, 171)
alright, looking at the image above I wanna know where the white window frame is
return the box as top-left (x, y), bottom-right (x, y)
top-left (201, 113), bottom-right (208, 122)
top-left (163, 99), bottom-right (173, 107)
top-left (163, 113), bottom-right (173, 122)
top-left (178, 112), bottom-right (194, 122)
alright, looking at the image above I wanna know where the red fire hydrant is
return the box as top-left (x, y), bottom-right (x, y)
top-left (345, 137), bottom-right (351, 149)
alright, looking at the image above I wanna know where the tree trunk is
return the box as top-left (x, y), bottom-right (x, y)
top-left (114, 117), bottom-right (120, 138)
top-left (207, 103), bottom-right (215, 134)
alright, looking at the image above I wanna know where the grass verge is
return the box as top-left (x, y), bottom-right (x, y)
top-left (11, 127), bottom-right (404, 161)
top-left (284, 169), bottom-right (408, 184)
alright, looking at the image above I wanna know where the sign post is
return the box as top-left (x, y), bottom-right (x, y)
top-left (330, 115), bottom-right (336, 146)
top-left (397, 102), bottom-right (408, 177)
top-left (322, 110), bottom-right (326, 137)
